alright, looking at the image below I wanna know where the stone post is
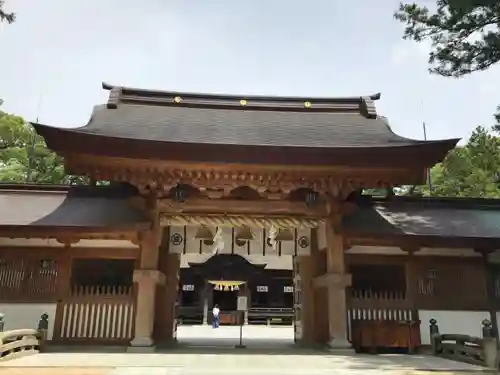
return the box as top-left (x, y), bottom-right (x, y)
top-left (429, 318), bottom-right (440, 354)
top-left (37, 313), bottom-right (49, 352)
top-left (482, 337), bottom-right (498, 369)
top-left (482, 319), bottom-right (494, 338)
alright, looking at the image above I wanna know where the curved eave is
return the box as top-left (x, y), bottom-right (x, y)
top-left (33, 123), bottom-right (459, 168)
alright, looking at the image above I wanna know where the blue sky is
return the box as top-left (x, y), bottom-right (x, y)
top-left (1, 0), bottom-right (499, 144)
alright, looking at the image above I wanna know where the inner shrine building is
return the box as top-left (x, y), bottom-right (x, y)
top-left (3, 82), bottom-right (500, 352)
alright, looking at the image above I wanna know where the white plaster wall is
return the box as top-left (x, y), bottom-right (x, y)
top-left (496, 312), bottom-right (500, 338)
top-left (418, 310), bottom-right (490, 345)
top-left (0, 303), bottom-right (57, 340)
top-left (0, 238), bottom-right (138, 248)
top-left (417, 248), bottom-right (478, 257)
top-left (346, 245), bottom-right (478, 257)
top-left (346, 245), bottom-right (404, 255)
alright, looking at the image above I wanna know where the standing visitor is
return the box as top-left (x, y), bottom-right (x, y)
top-left (212, 304), bottom-right (220, 328)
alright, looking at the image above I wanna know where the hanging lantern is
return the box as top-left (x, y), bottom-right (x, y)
top-left (235, 226), bottom-right (255, 246)
top-left (195, 225), bottom-right (214, 240)
top-left (194, 225), bottom-right (214, 246)
top-left (276, 229), bottom-right (294, 242)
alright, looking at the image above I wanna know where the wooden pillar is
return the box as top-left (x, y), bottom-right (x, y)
top-left (53, 244), bottom-right (73, 341)
top-left (163, 253), bottom-right (180, 341)
top-left (404, 248), bottom-right (420, 353)
top-left (323, 214), bottom-right (352, 350)
top-left (202, 282), bottom-right (209, 325)
top-left (129, 227), bottom-right (165, 351)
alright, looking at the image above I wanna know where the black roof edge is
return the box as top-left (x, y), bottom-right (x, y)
top-left (0, 182), bottom-right (139, 198)
top-left (351, 194), bottom-right (500, 209)
top-left (101, 81), bottom-right (381, 103)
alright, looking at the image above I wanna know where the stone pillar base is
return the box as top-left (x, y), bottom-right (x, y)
top-left (128, 336), bottom-right (155, 352)
top-left (327, 338), bottom-right (355, 355)
top-left (127, 345), bottom-right (156, 353)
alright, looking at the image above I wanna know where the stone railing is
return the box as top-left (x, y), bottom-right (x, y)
top-left (0, 313), bottom-right (49, 362)
top-left (429, 318), bottom-right (498, 369)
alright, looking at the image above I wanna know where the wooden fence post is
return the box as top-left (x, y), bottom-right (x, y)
top-left (429, 318), bottom-right (440, 354)
top-left (37, 313), bottom-right (49, 352)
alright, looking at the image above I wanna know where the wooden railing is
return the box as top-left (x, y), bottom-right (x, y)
top-left (54, 285), bottom-right (135, 344)
top-left (176, 306), bottom-right (204, 325)
top-left (0, 329), bottom-right (44, 361)
top-left (347, 289), bottom-right (418, 352)
top-left (429, 319), bottom-right (499, 369)
top-left (248, 307), bottom-right (294, 326)
top-left (347, 289), bottom-right (413, 321)
top-left (0, 258), bottom-right (59, 302)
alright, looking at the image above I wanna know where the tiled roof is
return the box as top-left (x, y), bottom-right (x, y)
top-left (32, 83), bottom-right (459, 167)
top-left (0, 184), bottom-right (149, 230)
top-left (344, 197), bottom-right (500, 240)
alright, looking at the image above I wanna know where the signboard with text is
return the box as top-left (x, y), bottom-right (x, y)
top-left (237, 296), bottom-right (248, 311)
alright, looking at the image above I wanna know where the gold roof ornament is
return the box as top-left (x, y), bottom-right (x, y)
top-left (174, 96), bottom-right (182, 103)
top-left (304, 101), bottom-right (312, 108)
top-left (240, 99), bottom-right (248, 106)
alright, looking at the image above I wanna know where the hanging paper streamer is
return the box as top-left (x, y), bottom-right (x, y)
top-left (209, 280), bottom-right (245, 292)
top-left (268, 225), bottom-right (278, 250)
top-left (212, 227), bottom-right (224, 254)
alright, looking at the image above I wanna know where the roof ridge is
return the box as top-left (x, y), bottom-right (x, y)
top-left (102, 82), bottom-right (381, 119)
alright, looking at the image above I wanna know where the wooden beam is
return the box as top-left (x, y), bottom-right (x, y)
top-left (159, 198), bottom-right (328, 217)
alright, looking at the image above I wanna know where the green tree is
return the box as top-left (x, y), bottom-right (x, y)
top-left (0, 109), bottom-right (94, 184)
top-left (0, 110), bottom-right (67, 183)
top-left (0, 1), bottom-right (15, 24)
top-left (410, 126), bottom-right (500, 198)
top-left (394, 1), bottom-right (500, 125)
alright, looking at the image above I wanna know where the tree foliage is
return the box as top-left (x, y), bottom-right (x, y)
top-left (395, 0), bottom-right (500, 77)
top-left (412, 126), bottom-right (500, 198)
top-left (0, 1), bottom-right (15, 24)
top-left (394, 1), bottom-right (500, 126)
top-left (0, 109), bottom-right (91, 184)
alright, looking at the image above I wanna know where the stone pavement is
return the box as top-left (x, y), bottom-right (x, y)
top-left (0, 326), bottom-right (490, 375)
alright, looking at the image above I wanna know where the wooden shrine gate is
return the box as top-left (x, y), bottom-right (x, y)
top-left (53, 285), bottom-right (136, 345)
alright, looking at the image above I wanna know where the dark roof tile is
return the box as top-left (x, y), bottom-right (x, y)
top-left (344, 197), bottom-right (500, 239)
top-left (0, 185), bottom-right (148, 230)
